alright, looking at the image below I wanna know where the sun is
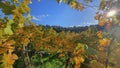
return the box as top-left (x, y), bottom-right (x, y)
top-left (107, 10), bottom-right (117, 17)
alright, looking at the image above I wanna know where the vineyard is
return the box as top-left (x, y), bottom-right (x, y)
top-left (0, 0), bottom-right (120, 68)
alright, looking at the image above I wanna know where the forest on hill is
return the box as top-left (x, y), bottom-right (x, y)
top-left (0, 0), bottom-right (120, 68)
top-left (40, 25), bottom-right (104, 33)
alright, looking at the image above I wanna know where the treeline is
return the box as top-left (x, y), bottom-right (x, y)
top-left (38, 24), bottom-right (104, 33)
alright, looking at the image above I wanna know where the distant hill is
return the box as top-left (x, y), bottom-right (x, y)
top-left (38, 24), bottom-right (104, 33)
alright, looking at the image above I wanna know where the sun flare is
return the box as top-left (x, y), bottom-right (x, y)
top-left (107, 10), bottom-right (117, 17)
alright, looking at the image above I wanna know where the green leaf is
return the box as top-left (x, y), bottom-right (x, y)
top-left (86, 47), bottom-right (97, 55)
top-left (18, 16), bottom-right (26, 27)
top-left (28, 13), bottom-right (31, 21)
top-left (7, 20), bottom-right (14, 26)
top-left (67, 0), bottom-right (75, 5)
top-left (46, 62), bottom-right (54, 68)
top-left (4, 20), bottom-right (14, 35)
top-left (76, 43), bottom-right (85, 50)
top-left (4, 27), bottom-right (13, 35)
top-left (0, 1), bottom-right (16, 15)
top-left (40, 57), bottom-right (50, 63)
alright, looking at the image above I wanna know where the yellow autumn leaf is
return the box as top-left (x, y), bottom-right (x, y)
top-left (21, 38), bottom-right (30, 45)
top-left (97, 31), bottom-right (103, 38)
top-left (98, 18), bottom-right (107, 26)
top-left (23, 0), bottom-right (30, 5)
top-left (2, 53), bottom-right (18, 68)
top-left (99, 38), bottom-right (110, 47)
top-left (59, 53), bottom-right (65, 57)
top-left (71, 1), bottom-right (77, 9)
top-left (2, 40), bottom-right (15, 48)
top-left (19, 4), bottom-right (26, 14)
top-left (0, 47), bottom-right (6, 54)
top-left (23, 5), bottom-right (30, 13)
top-left (10, 54), bottom-right (18, 64)
top-left (0, 40), bottom-right (15, 54)
top-left (73, 56), bottom-right (84, 68)
top-left (63, 0), bottom-right (66, 3)
top-left (12, 8), bottom-right (21, 18)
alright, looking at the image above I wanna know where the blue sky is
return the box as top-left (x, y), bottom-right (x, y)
top-left (29, 0), bottom-right (100, 27)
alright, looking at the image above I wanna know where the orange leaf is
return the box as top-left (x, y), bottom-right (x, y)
top-left (97, 31), bottom-right (103, 38)
top-left (77, 3), bottom-right (84, 11)
top-left (99, 38), bottom-right (110, 47)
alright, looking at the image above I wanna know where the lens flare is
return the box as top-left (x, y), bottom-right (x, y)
top-left (107, 10), bottom-right (117, 17)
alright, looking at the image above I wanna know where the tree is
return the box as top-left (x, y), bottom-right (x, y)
top-left (95, 0), bottom-right (120, 68)
top-left (0, 0), bottom-right (32, 68)
top-left (1, 0), bottom-right (120, 68)
top-left (0, 0), bottom-right (93, 68)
